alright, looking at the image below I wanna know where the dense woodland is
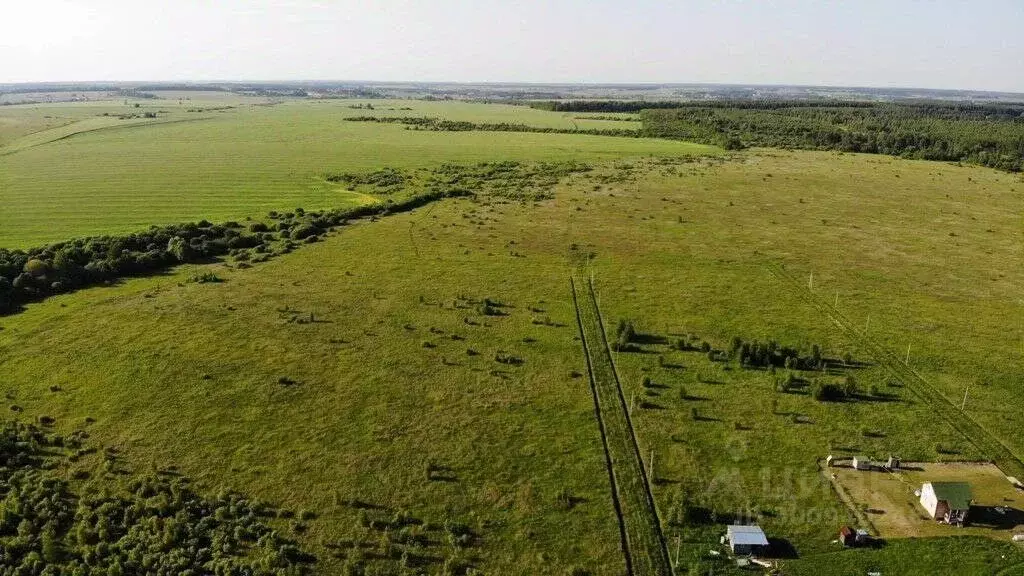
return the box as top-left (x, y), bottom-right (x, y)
top-left (528, 99), bottom-right (1024, 171)
top-left (640, 101), bottom-right (1024, 171)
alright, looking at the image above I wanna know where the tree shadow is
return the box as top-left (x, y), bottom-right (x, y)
top-left (765, 538), bottom-right (799, 559)
top-left (632, 333), bottom-right (668, 345)
top-left (968, 506), bottom-right (1024, 530)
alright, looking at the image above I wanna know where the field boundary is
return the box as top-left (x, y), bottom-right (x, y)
top-left (571, 272), bottom-right (673, 576)
top-left (0, 116), bottom-right (216, 157)
top-left (767, 264), bottom-right (1024, 479)
top-left (570, 276), bottom-right (634, 574)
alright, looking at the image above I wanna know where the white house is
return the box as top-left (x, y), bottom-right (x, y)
top-left (726, 525), bottom-right (769, 556)
top-left (919, 481), bottom-right (971, 524)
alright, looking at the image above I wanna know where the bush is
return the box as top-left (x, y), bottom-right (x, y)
top-left (290, 224), bottom-right (323, 240)
top-left (812, 381), bottom-right (847, 402)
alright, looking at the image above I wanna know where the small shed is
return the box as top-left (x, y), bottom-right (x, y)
top-left (726, 525), bottom-right (769, 556)
top-left (920, 481), bottom-right (971, 524)
top-left (852, 456), bottom-right (871, 471)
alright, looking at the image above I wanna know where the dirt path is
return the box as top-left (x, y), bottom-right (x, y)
top-left (571, 273), bottom-right (673, 576)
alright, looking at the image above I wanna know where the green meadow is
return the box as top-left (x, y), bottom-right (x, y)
top-left (0, 99), bottom-right (674, 247)
top-left (0, 96), bottom-right (1022, 574)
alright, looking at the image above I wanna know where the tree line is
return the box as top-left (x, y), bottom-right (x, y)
top-left (641, 102), bottom-right (1024, 171)
top-left (345, 115), bottom-right (640, 138)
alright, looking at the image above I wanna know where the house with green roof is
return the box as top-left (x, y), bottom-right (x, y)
top-left (919, 481), bottom-right (972, 525)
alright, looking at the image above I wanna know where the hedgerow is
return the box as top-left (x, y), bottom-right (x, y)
top-left (1, 160), bottom-right (590, 315)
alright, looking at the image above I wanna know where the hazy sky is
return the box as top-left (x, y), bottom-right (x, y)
top-left (2, 0), bottom-right (1023, 92)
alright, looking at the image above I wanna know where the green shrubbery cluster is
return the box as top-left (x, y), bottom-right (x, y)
top-left (324, 167), bottom-right (406, 193)
top-left (0, 420), bottom-right (313, 575)
top-left (727, 337), bottom-right (827, 370)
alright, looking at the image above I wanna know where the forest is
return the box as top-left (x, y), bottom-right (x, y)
top-left (526, 99), bottom-right (1024, 170)
top-left (639, 101), bottom-right (1024, 171)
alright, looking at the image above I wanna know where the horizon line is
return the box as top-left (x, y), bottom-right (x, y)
top-left (2, 79), bottom-right (1023, 97)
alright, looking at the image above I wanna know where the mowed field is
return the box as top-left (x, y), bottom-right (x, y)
top-left (0, 96), bottom-right (666, 247)
top-left (1, 98), bottom-right (1023, 574)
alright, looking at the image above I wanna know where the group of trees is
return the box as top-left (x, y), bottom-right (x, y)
top-left (642, 101), bottom-right (1024, 171)
top-left (727, 337), bottom-right (828, 371)
top-left (0, 420), bottom-right (313, 575)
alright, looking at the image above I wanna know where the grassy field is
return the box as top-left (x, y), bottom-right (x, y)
top-left (1, 98), bottom-right (1023, 574)
top-left (0, 97), bottom-right (675, 247)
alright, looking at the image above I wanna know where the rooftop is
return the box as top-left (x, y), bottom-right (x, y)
top-left (927, 481), bottom-right (972, 510)
top-left (727, 525), bottom-right (769, 546)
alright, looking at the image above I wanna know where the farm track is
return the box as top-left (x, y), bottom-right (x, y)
top-left (571, 273), bottom-right (673, 576)
top-left (0, 116), bottom-right (215, 158)
top-left (767, 264), bottom-right (1024, 479)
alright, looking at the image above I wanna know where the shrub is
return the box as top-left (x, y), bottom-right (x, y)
top-left (812, 381), bottom-right (846, 401)
top-left (187, 272), bottom-right (222, 284)
top-left (290, 224), bottom-right (323, 240)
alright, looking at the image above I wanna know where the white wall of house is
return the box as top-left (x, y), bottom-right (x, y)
top-left (920, 483), bottom-right (939, 518)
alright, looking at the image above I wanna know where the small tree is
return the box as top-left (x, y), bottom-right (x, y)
top-left (167, 236), bottom-right (190, 262)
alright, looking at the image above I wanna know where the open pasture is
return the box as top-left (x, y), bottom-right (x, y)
top-left (0, 98), bottom-right (707, 247)
top-left (0, 98), bottom-right (1022, 574)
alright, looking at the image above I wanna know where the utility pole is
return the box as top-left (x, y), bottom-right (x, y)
top-left (834, 291), bottom-right (839, 308)
top-left (674, 535), bottom-right (681, 568)
top-left (648, 449), bottom-right (655, 481)
top-left (905, 344), bottom-right (911, 365)
top-left (961, 385), bottom-right (970, 412)
top-left (808, 272), bottom-right (814, 292)
top-left (629, 392), bottom-right (635, 416)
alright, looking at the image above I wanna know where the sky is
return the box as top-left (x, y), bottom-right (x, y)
top-left (2, 0), bottom-right (1023, 92)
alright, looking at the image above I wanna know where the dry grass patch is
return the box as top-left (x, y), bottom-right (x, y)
top-left (833, 462), bottom-right (1024, 540)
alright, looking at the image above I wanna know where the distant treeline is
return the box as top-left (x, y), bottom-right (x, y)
top-left (525, 99), bottom-right (1024, 170)
top-left (641, 102), bottom-right (1024, 171)
top-left (529, 100), bottom-right (692, 113)
top-left (345, 115), bottom-right (640, 137)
